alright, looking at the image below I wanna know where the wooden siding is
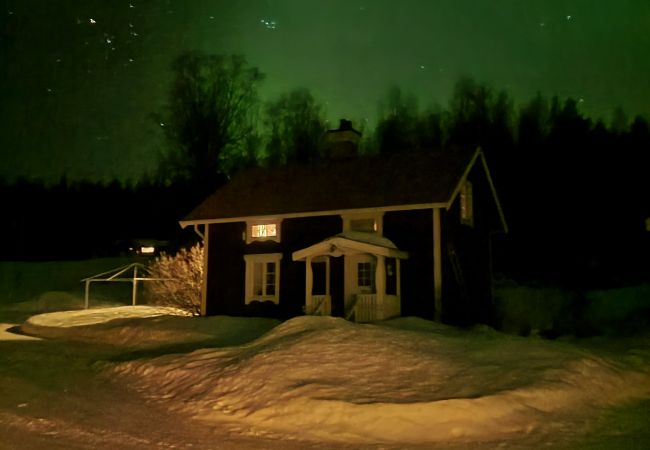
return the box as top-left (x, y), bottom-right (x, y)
top-left (206, 222), bottom-right (245, 316)
top-left (441, 160), bottom-right (495, 325)
top-left (383, 209), bottom-right (434, 318)
top-left (206, 216), bottom-right (342, 317)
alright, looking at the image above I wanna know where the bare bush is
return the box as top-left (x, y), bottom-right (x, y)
top-left (146, 244), bottom-right (203, 315)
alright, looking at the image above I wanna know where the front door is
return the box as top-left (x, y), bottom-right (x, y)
top-left (352, 254), bottom-right (375, 296)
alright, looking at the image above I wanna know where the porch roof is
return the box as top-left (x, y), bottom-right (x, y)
top-left (292, 232), bottom-right (409, 261)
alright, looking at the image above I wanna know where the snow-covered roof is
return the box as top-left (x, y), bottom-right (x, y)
top-left (335, 231), bottom-right (399, 249)
top-left (292, 231), bottom-right (408, 261)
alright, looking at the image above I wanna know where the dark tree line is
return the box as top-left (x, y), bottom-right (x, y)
top-left (0, 177), bottom-right (200, 261)
top-left (369, 79), bottom-right (649, 288)
top-left (2, 52), bottom-right (648, 290)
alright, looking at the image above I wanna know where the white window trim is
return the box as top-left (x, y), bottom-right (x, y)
top-left (460, 180), bottom-right (474, 227)
top-left (245, 219), bottom-right (282, 244)
top-left (244, 253), bottom-right (282, 304)
top-left (341, 212), bottom-right (384, 235)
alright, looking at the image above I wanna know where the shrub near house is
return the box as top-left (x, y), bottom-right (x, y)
top-left (146, 244), bottom-right (203, 316)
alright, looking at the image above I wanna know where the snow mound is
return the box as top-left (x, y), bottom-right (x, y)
top-left (24, 305), bottom-right (191, 329)
top-left (20, 306), bottom-right (192, 344)
top-left (18, 306), bottom-right (280, 348)
top-left (0, 323), bottom-right (41, 341)
top-left (112, 316), bottom-right (650, 444)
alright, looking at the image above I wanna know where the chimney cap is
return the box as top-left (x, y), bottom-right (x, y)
top-left (327, 118), bottom-right (361, 135)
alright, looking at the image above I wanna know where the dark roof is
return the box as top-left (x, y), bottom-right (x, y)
top-left (182, 148), bottom-right (477, 223)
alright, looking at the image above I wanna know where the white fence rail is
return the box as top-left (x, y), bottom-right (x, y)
top-left (307, 295), bottom-right (331, 316)
top-left (348, 294), bottom-right (401, 323)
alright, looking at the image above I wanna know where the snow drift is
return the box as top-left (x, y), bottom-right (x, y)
top-left (112, 316), bottom-right (650, 444)
top-left (18, 306), bottom-right (279, 349)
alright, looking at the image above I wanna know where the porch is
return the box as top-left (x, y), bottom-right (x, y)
top-left (294, 232), bottom-right (408, 323)
top-left (306, 293), bottom-right (401, 322)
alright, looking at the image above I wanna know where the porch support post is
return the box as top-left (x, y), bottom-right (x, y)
top-left (132, 264), bottom-right (138, 306)
top-left (84, 280), bottom-right (90, 309)
top-left (433, 208), bottom-right (442, 322)
top-left (325, 256), bottom-right (330, 296)
top-left (200, 225), bottom-right (210, 316)
top-left (305, 256), bottom-right (313, 313)
top-left (375, 255), bottom-right (386, 307)
top-left (396, 258), bottom-right (401, 297)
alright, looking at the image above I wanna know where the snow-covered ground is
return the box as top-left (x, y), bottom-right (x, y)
top-left (1, 257), bottom-right (649, 449)
top-left (1, 302), bottom-right (650, 449)
top-left (112, 315), bottom-right (650, 446)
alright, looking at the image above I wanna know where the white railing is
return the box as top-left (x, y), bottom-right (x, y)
top-left (347, 294), bottom-right (401, 323)
top-left (307, 295), bottom-right (331, 316)
top-left (345, 295), bottom-right (360, 321)
top-left (355, 294), bottom-right (377, 322)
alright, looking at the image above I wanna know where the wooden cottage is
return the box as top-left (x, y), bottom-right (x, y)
top-left (181, 122), bottom-right (507, 324)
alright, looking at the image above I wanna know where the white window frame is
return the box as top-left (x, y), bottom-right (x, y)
top-left (357, 261), bottom-right (374, 288)
top-left (244, 253), bottom-right (282, 304)
top-left (460, 180), bottom-right (474, 227)
top-left (245, 219), bottom-right (282, 244)
top-left (354, 254), bottom-right (376, 294)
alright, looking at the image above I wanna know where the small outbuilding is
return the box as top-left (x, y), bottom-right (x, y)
top-left (181, 121), bottom-right (507, 324)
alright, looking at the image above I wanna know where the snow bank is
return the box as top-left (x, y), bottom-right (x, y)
top-left (24, 305), bottom-right (191, 328)
top-left (18, 306), bottom-right (280, 348)
top-left (0, 323), bottom-right (41, 341)
top-left (112, 316), bottom-right (650, 444)
top-left (20, 306), bottom-right (191, 344)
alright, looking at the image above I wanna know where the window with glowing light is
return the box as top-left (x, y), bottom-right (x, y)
top-left (251, 223), bottom-right (277, 238)
top-left (246, 220), bottom-right (281, 244)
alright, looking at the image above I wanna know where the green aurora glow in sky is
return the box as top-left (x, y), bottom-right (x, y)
top-left (1, 0), bottom-right (649, 182)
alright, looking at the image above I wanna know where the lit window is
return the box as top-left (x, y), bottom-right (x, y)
top-left (252, 223), bottom-right (277, 238)
top-left (460, 181), bottom-right (474, 227)
top-left (246, 220), bottom-right (282, 244)
top-left (244, 253), bottom-right (282, 304)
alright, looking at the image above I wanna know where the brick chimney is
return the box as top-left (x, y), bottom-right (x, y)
top-left (324, 119), bottom-right (361, 159)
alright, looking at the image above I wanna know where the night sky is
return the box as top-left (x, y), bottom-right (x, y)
top-left (1, 0), bottom-right (649, 183)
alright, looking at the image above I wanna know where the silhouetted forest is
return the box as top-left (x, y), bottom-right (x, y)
top-left (2, 61), bottom-right (648, 289)
top-left (0, 177), bottom-right (204, 261)
top-left (371, 80), bottom-right (649, 289)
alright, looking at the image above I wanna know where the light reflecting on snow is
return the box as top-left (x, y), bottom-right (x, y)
top-left (1, 295), bottom-right (650, 448)
top-left (111, 316), bottom-right (650, 444)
